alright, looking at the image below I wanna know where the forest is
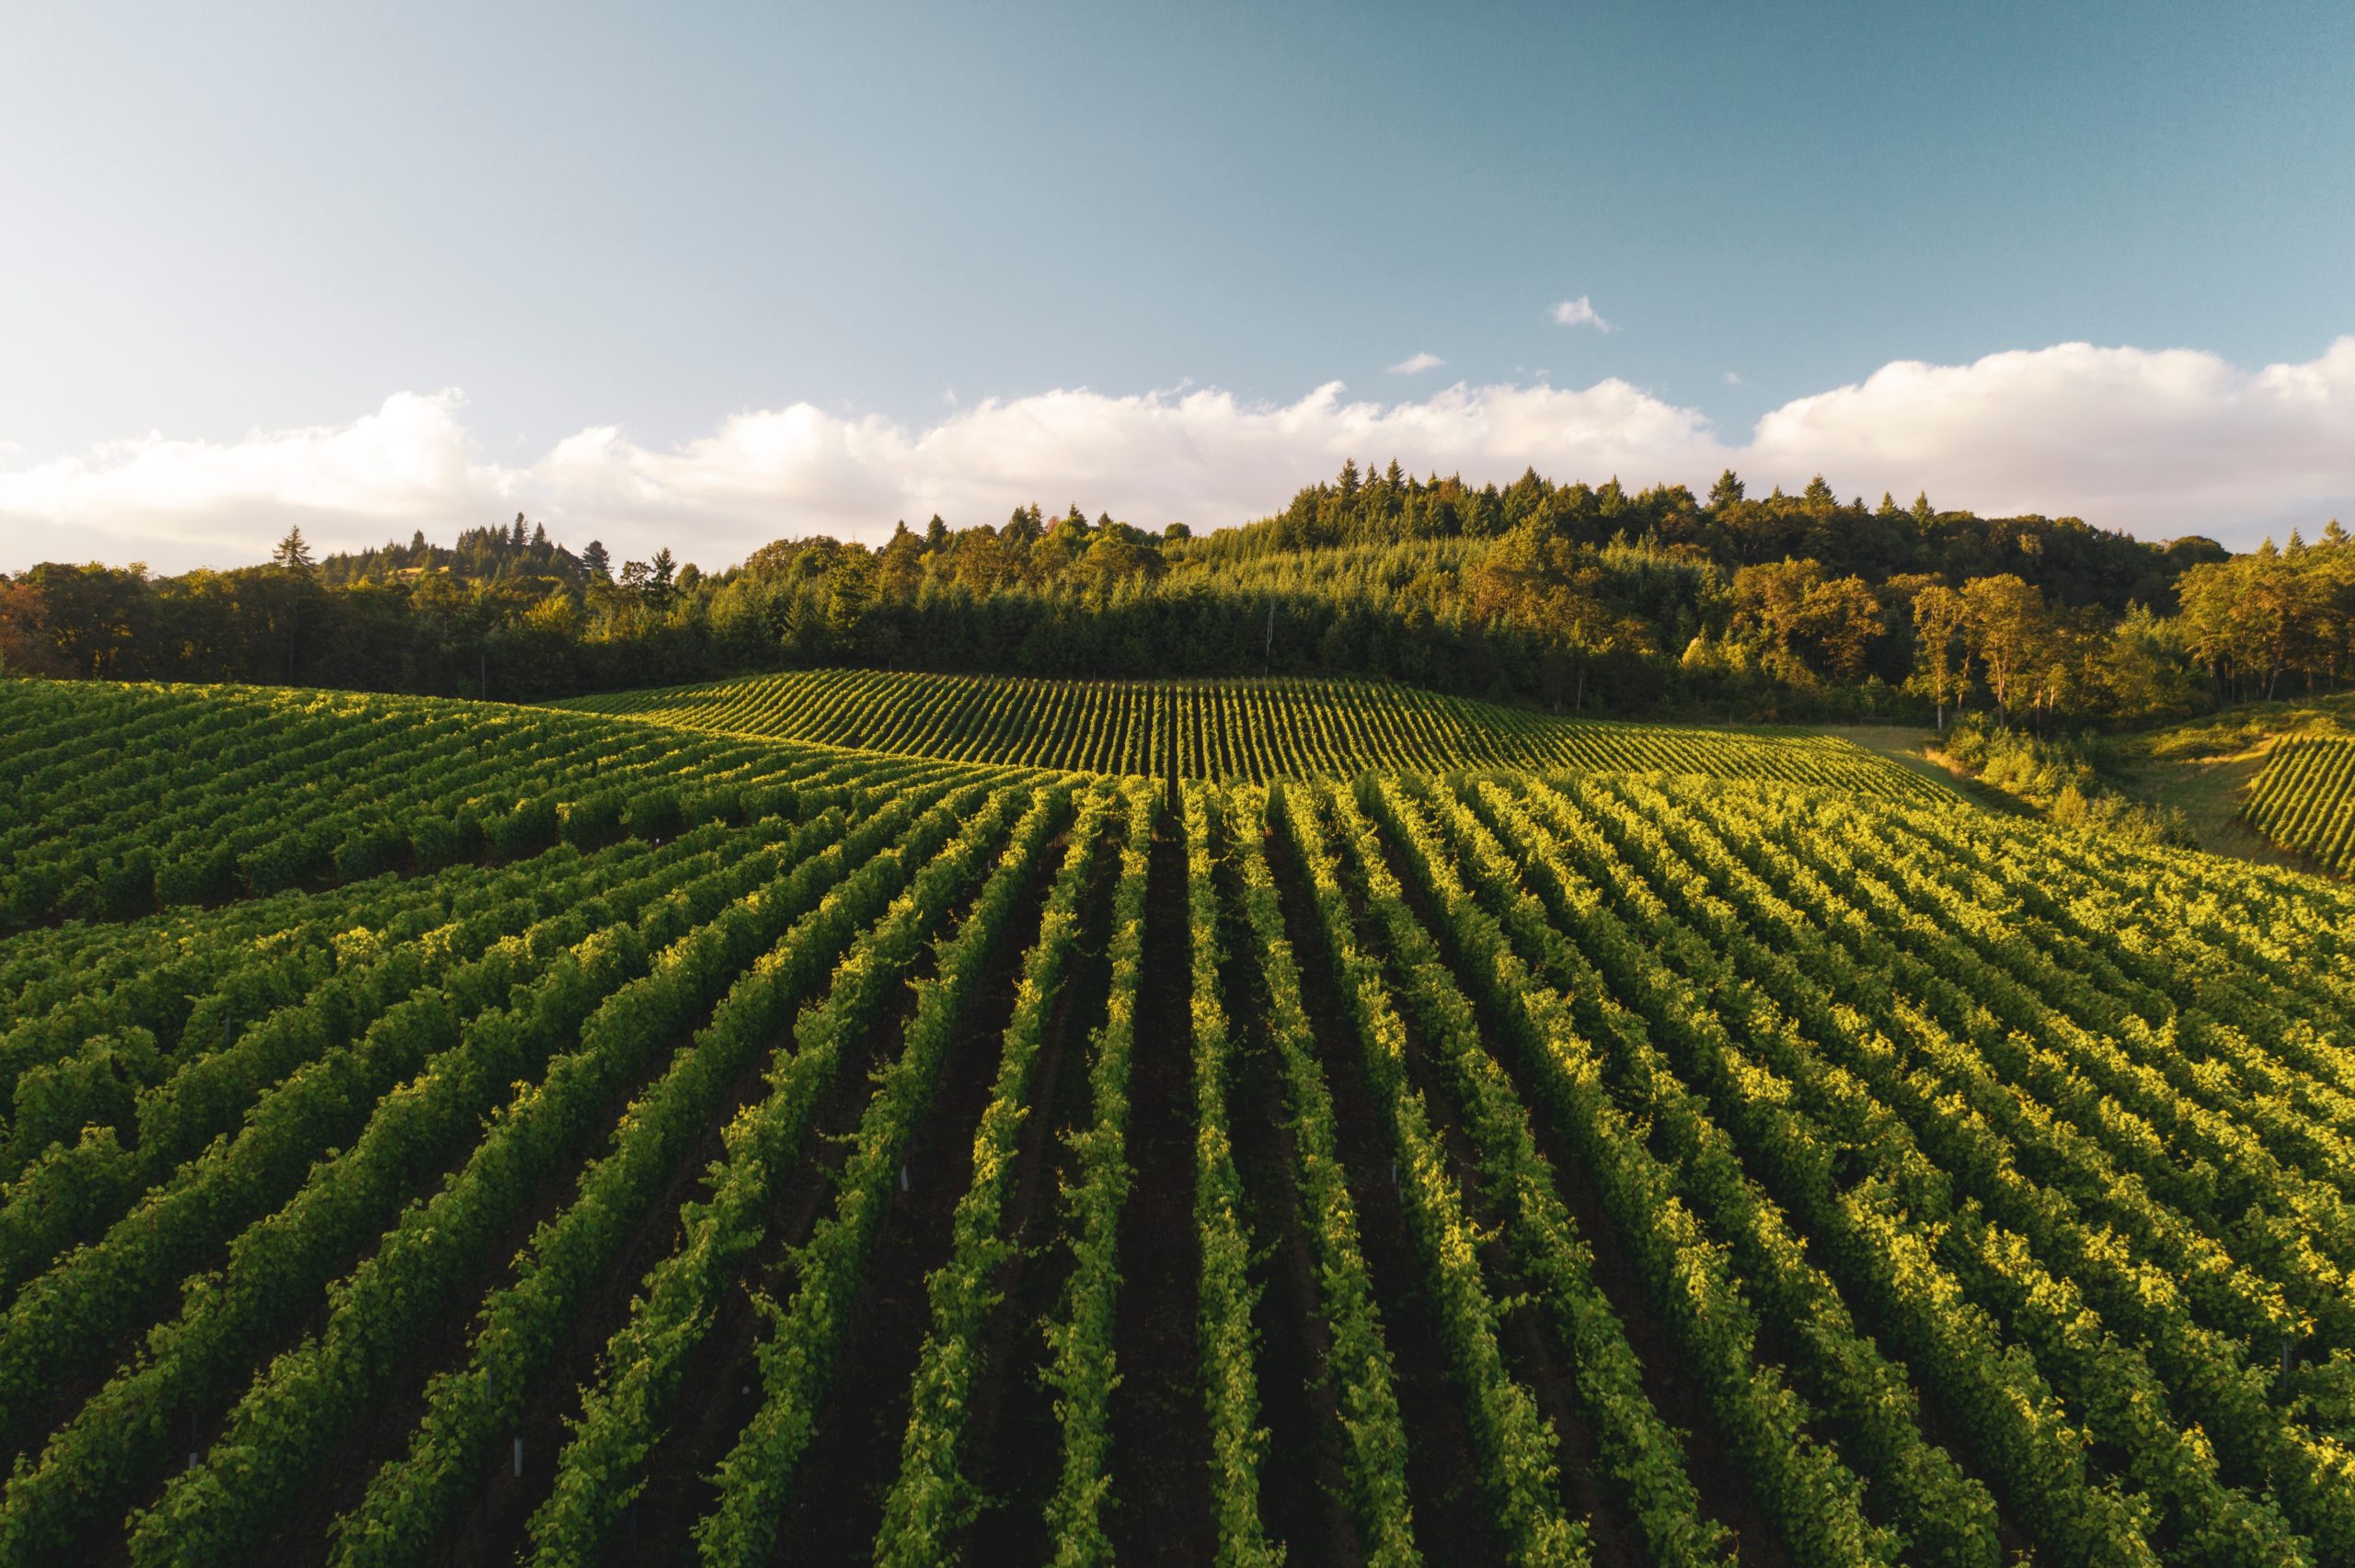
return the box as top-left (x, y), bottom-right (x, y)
top-left (4, 462), bottom-right (2347, 727)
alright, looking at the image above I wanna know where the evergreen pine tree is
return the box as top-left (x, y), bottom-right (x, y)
top-left (270, 526), bottom-right (316, 574)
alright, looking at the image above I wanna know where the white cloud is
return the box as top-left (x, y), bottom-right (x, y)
top-left (0, 391), bottom-right (520, 569)
top-left (1549, 295), bottom-right (1613, 332)
top-left (1387, 351), bottom-right (1446, 375)
top-left (4, 338), bottom-right (2352, 570)
top-left (0, 380), bottom-right (1719, 570)
top-left (1722, 371), bottom-right (1742, 386)
top-left (1745, 338), bottom-right (2355, 534)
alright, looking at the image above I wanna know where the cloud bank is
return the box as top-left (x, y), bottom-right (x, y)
top-left (5, 338), bottom-right (2352, 571)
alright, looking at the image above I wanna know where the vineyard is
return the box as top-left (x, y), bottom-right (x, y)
top-left (5, 675), bottom-right (2355, 1566)
top-left (2243, 733), bottom-right (2355, 876)
top-left (550, 670), bottom-right (1930, 796)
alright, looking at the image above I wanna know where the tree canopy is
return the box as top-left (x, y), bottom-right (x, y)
top-left (3, 464), bottom-right (2340, 731)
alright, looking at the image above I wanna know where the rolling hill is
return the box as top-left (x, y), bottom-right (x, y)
top-left (549, 669), bottom-right (1935, 797)
top-left (1, 675), bottom-right (2350, 1566)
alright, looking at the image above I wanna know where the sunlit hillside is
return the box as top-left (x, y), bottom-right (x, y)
top-left (551, 669), bottom-right (1938, 796)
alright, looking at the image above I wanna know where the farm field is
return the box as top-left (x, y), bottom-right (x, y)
top-left (4, 676), bottom-right (2355, 1566)
top-left (549, 670), bottom-right (1933, 796)
top-left (2242, 735), bottom-right (2355, 876)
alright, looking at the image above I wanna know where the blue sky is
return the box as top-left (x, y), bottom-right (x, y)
top-left (3, 1), bottom-right (2351, 568)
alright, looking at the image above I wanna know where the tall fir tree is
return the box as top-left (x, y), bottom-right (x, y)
top-left (270, 526), bottom-right (316, 574)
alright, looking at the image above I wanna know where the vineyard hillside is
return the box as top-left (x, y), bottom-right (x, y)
top-left (2243, 733), bottom-right (2355, 875)
top-left (549, 669), bottom-right (1936, 795)
top-left (2077, 696), bottom-right (2355, 871)
top-left (5, 676), bottom-right (2355, 1566)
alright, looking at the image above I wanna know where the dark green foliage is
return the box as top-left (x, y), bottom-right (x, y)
top-left (559, 790), bottom-right (626, 850)
top-left (333, 820), bottom-right (408, 884)
top-left (8, 1030), bottom-right (158, 1171)
top-left (623, 786), bottom-right (684, 841)
top-left (11, 461), bottom-right (2323, 727)
top-left (486, 795), bottom-right (559, 860)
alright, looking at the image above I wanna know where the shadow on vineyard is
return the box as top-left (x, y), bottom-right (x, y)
top-left (959, 813), bottom-right (1122, 1564)
top-left (767, 828), bottom-right (1071, 1563)
top-left (1261, 812), bottom-right (1507, 1568)
top-left (1105, 824), bottom-right (1215, 1566)
top-left (6, 674), bottom-right (2355, 1566)
top-left (1219, 835), bottom-right (1367, 1568)
top-left (1350, 795), bottom-right (1782, 1568)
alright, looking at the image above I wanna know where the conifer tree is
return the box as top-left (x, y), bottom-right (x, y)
top-left (270, 526), bottom-right (315, 574)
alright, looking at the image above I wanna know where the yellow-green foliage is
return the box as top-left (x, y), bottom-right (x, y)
top-left (6, 677), bottom-right (2353, 1568)
top-left (2244, 734), bottom-right (2355, 874)
top-left (552, 668), bottom-right (1933, 794)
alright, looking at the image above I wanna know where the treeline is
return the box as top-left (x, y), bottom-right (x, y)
top-left (3, 467), bottom-right (2349, 727)
top-left (316, 518), bottom-right (591, 587)
top-left (0, 519), bottom-right (702, 698)
top-left (1203, 460), bottom-right (2217, 611)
